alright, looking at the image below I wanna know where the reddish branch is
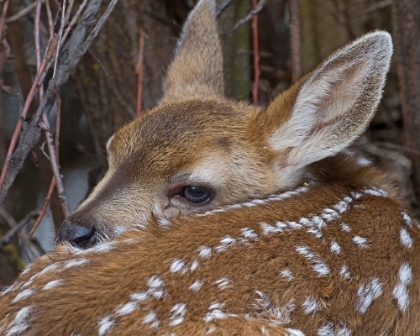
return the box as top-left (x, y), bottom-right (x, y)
top-left (136, 28), bottom-right (145, 116)
top-left (288, 0), bottom-right (301, 84)
top-left (251, 0), bottom-right (260, 104)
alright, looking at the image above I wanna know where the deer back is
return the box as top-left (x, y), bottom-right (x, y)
top-left (1, 155), bottom-right (419, 335)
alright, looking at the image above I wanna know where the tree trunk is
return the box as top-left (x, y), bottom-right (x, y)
top-left (392, 0), bottom-right (420, 214)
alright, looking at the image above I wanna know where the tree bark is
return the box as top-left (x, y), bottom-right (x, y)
top-left (392, 0), bottom-right (420, 212)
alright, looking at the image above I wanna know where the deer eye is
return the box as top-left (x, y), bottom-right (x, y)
top-left (181, 186), bottom-right (212, 204)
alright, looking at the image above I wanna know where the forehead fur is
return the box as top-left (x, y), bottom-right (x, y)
top-left (108, 98), bottom-right (257, 179)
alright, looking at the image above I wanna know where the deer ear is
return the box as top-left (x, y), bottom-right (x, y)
top-left (265, 31), bottom-right (392, 169)
top-left (161, 0), bottom-right (224, 103)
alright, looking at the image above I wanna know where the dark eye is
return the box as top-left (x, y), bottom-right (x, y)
top-left (181, 186), bottom-right (212, 204)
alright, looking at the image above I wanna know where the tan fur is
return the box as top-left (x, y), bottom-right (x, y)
top-left (3, 0), bottom-right (415, 334)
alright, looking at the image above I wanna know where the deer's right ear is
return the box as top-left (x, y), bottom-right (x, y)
top-left (260, 31), bottom-right (392, 171)
top-left (161, 0), bottom-right (224, 103)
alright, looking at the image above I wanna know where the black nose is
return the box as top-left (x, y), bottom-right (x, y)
top-left (57, 220), bottom-right (97, 249)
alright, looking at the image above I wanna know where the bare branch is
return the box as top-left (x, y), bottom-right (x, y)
top-left (0, 209), bottom-right (39, 247)
top-left (225, 0), bottom-right (267, 34)
top-left (0, 0), bottom-right (119, 209)
top-left (5, 1), bottom-right (43, 24)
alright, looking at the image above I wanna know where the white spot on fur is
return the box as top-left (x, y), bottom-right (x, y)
top-left (400, 228), bottom-right (413, 249)
top-left (215, 236), bottom-right (236, 253)
top-left (334, 199), bottom-right (351, 213)
top-left (98, 316), bottom-right (114, 336)
top-left (23, 263), bottom-right (60, 288)
top-left (157, 218), bottom-right (172, 227)
top-left (214, 278), bottom-right (231, 290)
top-left (296, 245), bottom-right (330, 276)
top-left (116, 301), bottom-right (138, 316)
top-left (198, 246), bottom-right (212, 259)
top-left (204, 302), bottom-right (237, 323)
top-left (356, 278), bottom-right (383, 314)
top-left (362, 187), bottom-right (388, 198)
top-left (393, 263), bottom-right (412, 312)
top-left (401, 211), bottom-right (413, 228)
top-left (311, 216), bottom-right (326, 229)
top-left (340, 265), bottom-right (351, 280)
top-left (6, 306), bottom-right (35, 336)
top-left (63, 258), bottom-right (90, 269)
top-left (330, 241), bottom-right (342, 254)
top-left (321, 208), bottom-right (340, 222)
top-left (252, 291), bottom-right (296, 324)
top-left (357, 157), bottom-right (371, 166)
top-left (280, 269), bottom-right (294, 281)
top-left (20, 266), bottom-right (32, 276)
top-left (189, 280), bottom-right (203, 292)
top-left (130, 291), bottom-right (148, 301)
top-left (142, 310), bottom-right (159, 328)
top-left (190, 260), bottom-right (200, 272)
top-left (317, 322), bottom-right (334, 336)
top-left (351, 191), bottom-right (362, 199)
top-left (169, 303), bottom-right (187, 326)
top-left (75, 241), bottom-right (116, 255)
top-left (353, 236), bottom-right (369, 248)
top-left (12, 289), bottom-right (34, 303)
top-left (340, 223), bottom-right (351, 232)
top-left (285, 329), bottom-right (306, 336)
top-left (170, 259), bottom-right (186, 273)
top-left (261, 222), bottom-right (283, 235)
top-left (147, 276), bottom-right (164, 288)
top-left (42, 279), bottom-right (64, 291)
top-left (319, 321), bottom-right (352, 336)
top-left (241, 227), bottom-right (259, 240)
top-left (303, 297), bottom-right (320, 315)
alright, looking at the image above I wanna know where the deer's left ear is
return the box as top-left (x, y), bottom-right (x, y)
top-left (263, 31), bottom-right (392, 169)
top-left (161, 0), bottom-right (224, 103)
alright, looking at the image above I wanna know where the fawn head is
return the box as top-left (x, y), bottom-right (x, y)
top-left (58, 0), bottom-right (392, 248)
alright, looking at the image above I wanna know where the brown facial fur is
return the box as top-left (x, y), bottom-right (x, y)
top-left (71, 98), bottom-right (280, 238)
top-left (58, 0), bottom-right (392, 246)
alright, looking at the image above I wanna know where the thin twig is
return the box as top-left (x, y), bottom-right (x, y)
top-left (6, 1), bottom-right (45, 23)
top-left (0, 0), bottom-right (10, 44)
top-left (35, 0), bottom-right (42, 72)
top-left (288, 0), bottom-right (301, 83)
top-left (45, 0), bottom-right (54, 36)
top-left (28, 177), bottom-right (56, 237)
top-left (135, 28), bottom-right (145, 116)
top-left (217, 0), bottom-right (235, 18)
top-left (225, 0), bottom-right (267, 34)
top-left (41, 114), bottom-right (70, 217)
top-left (0, 209), bottom-right (39, 247)
top-left (251, 0), bottom-right (260, 104)
top-left (55, 93), bottom-right (62, 161)
top-left (61, 0), bottom-right (89, 46)
top-left (53, 0), bottom-right (67, 79)
top-left (0, 0), bottom-right (118, 209)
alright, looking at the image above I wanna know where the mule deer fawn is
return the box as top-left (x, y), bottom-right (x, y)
top-left (2, 0), bottom-right (419, 335)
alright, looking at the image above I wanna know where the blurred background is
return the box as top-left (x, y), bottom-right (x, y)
top-left (0, 0), bottom-right (419, 285)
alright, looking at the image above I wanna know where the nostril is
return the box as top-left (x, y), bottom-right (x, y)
top-left (57, 220), bottom-right (97, 249)
top-left (72, 225), bottom-right (95, 246)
